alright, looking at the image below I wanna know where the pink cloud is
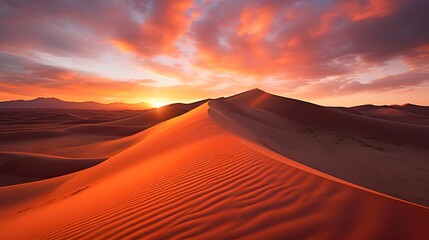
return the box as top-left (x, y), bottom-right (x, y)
top-left (0, 0), bottom-right (428, 104)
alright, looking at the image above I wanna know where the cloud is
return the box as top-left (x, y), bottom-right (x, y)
top-left (0, 0), bottom-right (428, 104)
top-left (339, 0), bottom-right (429, 62)
top-left (111, 0), bottom-right (194, 56)
top-left (342, 70), bottom-right (429, 92)
top-left (0, 52), bottom-right (228, 103)
top-left (299, 70), bottom-right (429, 99)
top-left (0, 0), bottom-right (112, 57)
top-left (189, 0), bottom-right (428, 79)
top-left (0, 0), bottom-right (193, 57)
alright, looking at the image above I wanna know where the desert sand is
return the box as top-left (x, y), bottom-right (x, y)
top-left (0, 89), bottom-right (428, 239)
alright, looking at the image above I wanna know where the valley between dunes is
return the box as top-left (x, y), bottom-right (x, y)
top-left (1, 89), bottom-right (429, 239)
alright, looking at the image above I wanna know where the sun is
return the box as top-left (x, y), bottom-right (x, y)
top-left (149, 99), bottom-right (168, 108)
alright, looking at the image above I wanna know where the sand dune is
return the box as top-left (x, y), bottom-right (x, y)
top-left (0, 152), bottom-right (105, 186)
top-left (0, 109), bottom-right (142, 133)
top-left (351, 104), bottom-right (429, 125)
top-left (102, 106), bottom-right (188, 127)
top-left (0, 109), bottom-right (146, 157)
top-left (104, 100), bottom-right (207, 127)
top-left (212, 90), bottom-right (429, 206)
top-left (225, 89), bottom-right (429, 149)
top-left (63, 125), bottom-right (145, 137)
top-left (0, 102), bottom-right (205, 158)
top-left (0, 90), bottom-right (428, 239)
top-left (400, 103), bottom-right (429, 116)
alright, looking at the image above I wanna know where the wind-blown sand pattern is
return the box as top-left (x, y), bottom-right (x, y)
top-left (1, 89), bottom-right (429, 239)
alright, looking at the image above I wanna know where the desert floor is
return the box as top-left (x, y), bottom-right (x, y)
top-left (1, 89), bottom-right (429, 239)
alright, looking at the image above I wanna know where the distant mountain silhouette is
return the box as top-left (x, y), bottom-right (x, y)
top-left (0, 97), bottom-right (151, 110)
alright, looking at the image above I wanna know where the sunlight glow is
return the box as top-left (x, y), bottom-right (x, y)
top-left (149, 99), bottom-right (169, 108)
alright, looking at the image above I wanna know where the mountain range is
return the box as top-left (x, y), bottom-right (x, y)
top-left (0, 97), bottom-right (151, 110)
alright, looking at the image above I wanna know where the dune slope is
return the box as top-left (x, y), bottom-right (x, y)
top-left (0, 152), bottom-right (105, 186)
top-left (350, 105), bottom-right (429, 125)
top-left (0, 101), bottom-right (429, 239)
top-left (217, 90), bottom-right (429, 207)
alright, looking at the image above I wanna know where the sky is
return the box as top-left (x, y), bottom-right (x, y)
top-left (0, 0), bottom-right (428, 107)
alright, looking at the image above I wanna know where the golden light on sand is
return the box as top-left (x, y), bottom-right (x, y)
top-left (1, 89), bottom-right (429, 239)
top-left (149, 99), bottom-right (168, 108)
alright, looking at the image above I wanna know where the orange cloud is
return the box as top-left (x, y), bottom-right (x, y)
top-left (111, 0), bottom-right (194, 56)
top-left (238, 6), bottom-right (274, 38)
top-left (110, 39), bottom-right (135, 53)
top-left (0, 0), bottom-right (428, 106)
top-left (309, 11), bottom-right (340, 38)
top-left (341, 0), bottom-right (398, 21)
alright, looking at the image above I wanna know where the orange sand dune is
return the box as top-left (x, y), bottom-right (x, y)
top-left (1, 95), bottom-right (429, 239)
top-left (0, 109), bottom-right (144, 158)
top-left (102, 100), bottom-right (207, 127)
top-left (0, 103), bottom-right (204, 159)
top-left (63, 124), bottom-right (145, 137)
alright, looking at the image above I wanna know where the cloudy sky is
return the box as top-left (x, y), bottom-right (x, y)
top-left (0, 0), bottom-right (428, 106)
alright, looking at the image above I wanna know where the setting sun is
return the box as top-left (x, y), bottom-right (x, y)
top-left (149, 99), bottom-right (168, 108)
